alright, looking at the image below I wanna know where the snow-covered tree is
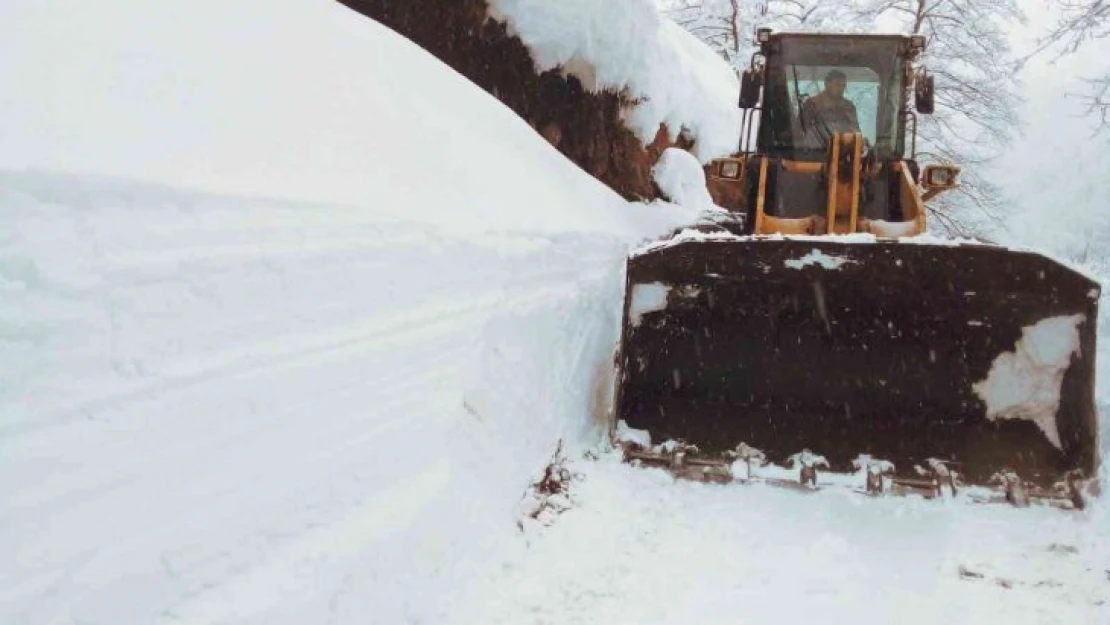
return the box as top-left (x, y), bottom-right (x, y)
top-left (1033, 0), bottom-right (1110, 127)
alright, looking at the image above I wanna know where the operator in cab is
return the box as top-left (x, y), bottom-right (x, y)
top-left (801, 69), bottom-right (860, 141)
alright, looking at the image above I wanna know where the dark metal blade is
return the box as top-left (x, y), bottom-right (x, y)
top-left (616, 238), bottom-right (1100, 484)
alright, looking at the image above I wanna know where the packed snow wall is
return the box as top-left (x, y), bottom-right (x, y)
top-left (337, 0), bottom-right (698, 201)
top-left (0, 1), bottom-right (703, 620)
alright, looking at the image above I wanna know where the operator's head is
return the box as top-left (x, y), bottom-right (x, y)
top-left (824, 69), bottom-right (848, 99)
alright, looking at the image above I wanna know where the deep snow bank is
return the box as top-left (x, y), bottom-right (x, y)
top-left (339, 0), bottom-right (740, 200)
top-left (1, 173), bottom-right (680, 624)
top-left (0, 0), bottom-right (676, 236)
top-left (0, 1), bottom-right (697, 622)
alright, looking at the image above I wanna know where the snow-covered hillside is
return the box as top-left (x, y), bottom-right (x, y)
top-left (487, 0), bottom-right (741, 161)
top-left (0, 0), bottom-right (685, 236)
top-left (0, 1), bottom-right (696, 623)
top-left (1, 172), bottom-right (690, 624)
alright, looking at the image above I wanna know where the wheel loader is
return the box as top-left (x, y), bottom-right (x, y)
top-left (613, 29), bottom-right (1101, 508)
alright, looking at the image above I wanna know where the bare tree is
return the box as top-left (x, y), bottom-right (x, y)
top-left (848, 0), bottom-right (1024, 236)
top-left (1035, 1), bottom-right (1109, 53)
top-left (1030, 1), bottom-right (1110, 127)
top-left (663, 0), bottom-right (862, 70)
top-left (664, 0), bottom-right (755, 70)
top-left (1079, 76), bottom-right (1110, 126)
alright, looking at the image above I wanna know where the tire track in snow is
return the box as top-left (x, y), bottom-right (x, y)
top-left (3, 251), bottom-right (614, 439)
top-left (0, 240), bottom-right (626, 625)
top-left (2, 171), bottom-right (668, 625)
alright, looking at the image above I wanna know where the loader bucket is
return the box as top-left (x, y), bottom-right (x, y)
top-left (615, 236), bottom-right (1100, 485)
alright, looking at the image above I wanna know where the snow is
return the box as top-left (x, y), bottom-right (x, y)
top-left (972, 314), bottom-right (1087, 450)
top-left (784, 248), bottom-right (857, 270)
top-left (787, 449), bottom-right (831, 469)
top-left (852, 454), bottom-right (897, 475)
top-left (628, 282), bottom-right (671, 326)
top-left (615, 420), bottom-right (652, 448)
top-left (899, 232), bottom-right (983, 247)
top-left (487, 0), bottom-right (742, 161)
top-left (0, 0), bottom-right (687, 238)
top-left (450, 455), bottom-right (1110, 625)
top-left (731, 442), bottom-right (768, 462)
top-left (631, 230), bottom-right (890, 255)
top-left (630, 226), bottom-right (743, 255)
top-left (651, 147), bottom-right (718, 211)
top-left (0, 2), bottom-right (697, 622)
top-left (629, 229), bottom-right (988, 257)
top-left (0, 169), bottom-right (685, 625)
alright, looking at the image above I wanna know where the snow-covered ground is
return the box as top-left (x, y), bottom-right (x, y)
top-left (1, 171), bottom-right (688, 624)
top-left (1, 1), bottom-right (693, 622)
top-left (452, 455), bottom-right (1109, 625)
top-left (2, 1), bottom-right (1107, 624)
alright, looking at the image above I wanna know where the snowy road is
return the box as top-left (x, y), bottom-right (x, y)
top-left (3, 175), bottom-right (1106, 624)
top-left (453, 456), bottom-right (1110, 625)
top-left (0, 2), bottom-right (705, 619)
top-left (0, 173), bottom-right (669, 624)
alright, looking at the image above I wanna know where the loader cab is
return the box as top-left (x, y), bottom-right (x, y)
top-left (710, 30), bottom-right (956, 237)
top-left (757, 34), bottom-right (912, 162)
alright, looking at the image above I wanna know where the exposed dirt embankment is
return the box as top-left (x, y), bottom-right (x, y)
top-left (337, 0), bottom-right (689, 201)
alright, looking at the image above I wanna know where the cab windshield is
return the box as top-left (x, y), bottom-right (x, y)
top-left (759, 36), bottom-right (906, 161)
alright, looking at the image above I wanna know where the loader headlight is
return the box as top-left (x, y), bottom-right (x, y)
top-left (756, 28), bottom-right (772, 43)
top-left (719, 160), bottom-right (742, 179)
top-left (910, 34), bottom-right (927, 53)
top-left (924, 165), bottom-right (959, 188)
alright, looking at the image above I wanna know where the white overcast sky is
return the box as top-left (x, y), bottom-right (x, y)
top-left (993, 3), bottom-right (1110, 253)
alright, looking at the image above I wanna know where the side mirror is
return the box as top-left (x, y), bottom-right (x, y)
top-left (915, 73), bottom-right (935, 115)
top-left (739, 70), bottom-right (761, 109)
